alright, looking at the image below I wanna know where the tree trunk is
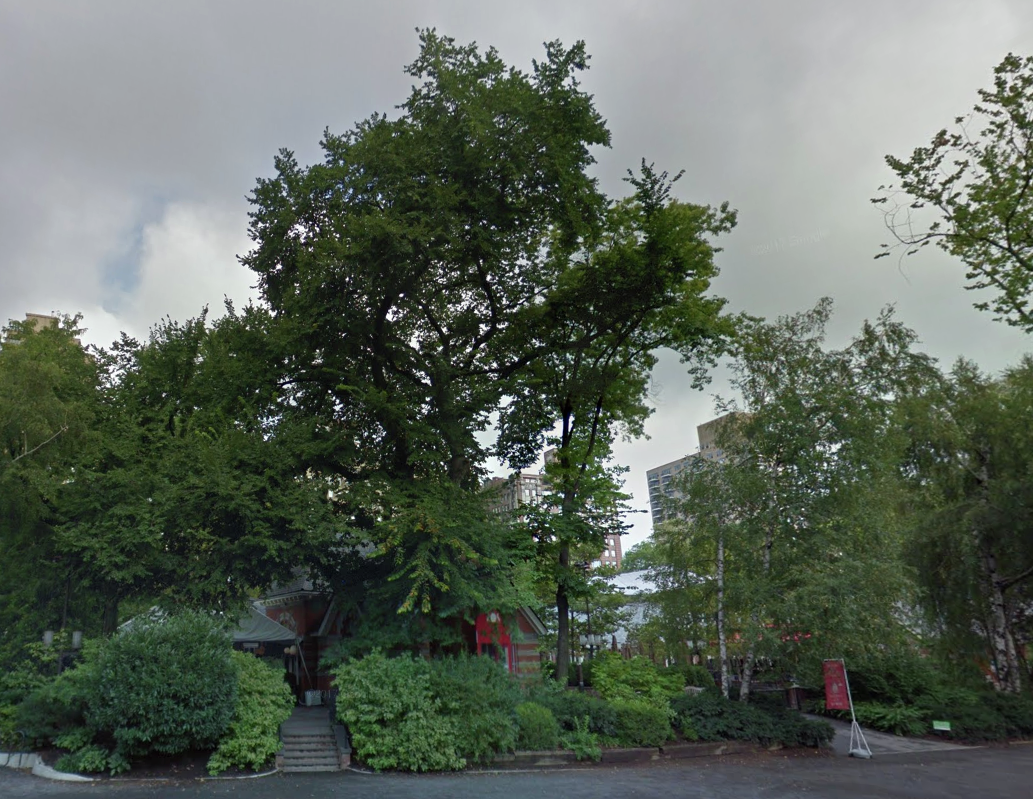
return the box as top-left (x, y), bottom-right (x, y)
top-left (101, 595), bottom-right (120, 635)
top-left (740, 525), bottom-right (774, 703)
top-left (716, 532), bottom-right (729, 698)
top-left (983, 546), bottom-right (1022, 692)
top-left (972, 453), bottom-right (1022, 693)
top-left (555, 543), bottom-right (571, 684)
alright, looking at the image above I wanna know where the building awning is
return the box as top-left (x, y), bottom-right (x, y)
top-left (233, 604), bottom-right (299, 645)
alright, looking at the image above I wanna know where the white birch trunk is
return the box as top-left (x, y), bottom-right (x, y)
top-left (716, 532), bottom-right (729, 698)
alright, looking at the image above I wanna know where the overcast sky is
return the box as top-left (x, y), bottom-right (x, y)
top-left (3, 1), bottom-right (1032, 548)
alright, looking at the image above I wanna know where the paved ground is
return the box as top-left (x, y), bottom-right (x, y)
top-left (816, 716), bottom-right (970, 757)
top-left (2, 744), bottom-right (1031, 799)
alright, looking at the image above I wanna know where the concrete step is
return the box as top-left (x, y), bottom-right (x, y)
top-left (282, 763), bottom-right (340, 772)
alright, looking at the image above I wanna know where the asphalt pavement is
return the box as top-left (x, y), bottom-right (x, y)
top-left (2, 744), bottom-right (1031, 799)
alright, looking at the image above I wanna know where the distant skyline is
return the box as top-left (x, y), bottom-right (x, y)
top-left (3, 1), bottom-right (1032, 547)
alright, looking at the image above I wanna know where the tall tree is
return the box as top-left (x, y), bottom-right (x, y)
top-left (903, 358), bottom-right (1033, 692)
top-left (55, 307), bottom-right (335, 624)
top-left (239, 32), bottom-right (738, 653)
top-left (665, 300), bottom-right (935, 701)
top-left (874, 52), bottom-right (1033, 331)
top-left (496, 166), bottom-right (736, 681)
top-left (0, 316), bottom-right (103, 664)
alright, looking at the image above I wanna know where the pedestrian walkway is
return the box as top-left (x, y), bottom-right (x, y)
top-left (810, 715), bottom-right (970, 757)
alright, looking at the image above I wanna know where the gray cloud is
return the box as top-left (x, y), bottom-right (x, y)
top-left (2, 0), bottom-right (1031, 546)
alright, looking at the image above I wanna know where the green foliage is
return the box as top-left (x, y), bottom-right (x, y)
top-left (58, 309), bottom-right (336, 615)
top-left (428, 653), bottom-right (520, 764)
top-left (610, 699), bottom-right (672, 747)
top-left (678, 664), bottom-right (717, 689)
top-left (0, 316), bottom-right (109, 662)
top-left (670, 692), bottom-right (834, 748)
top-left (334, 652), bottom-right (520, 772)
top-left (86, 611), bottom-right (237, 759)
top-left (207, 651), bottom-right (295, 775)
top-left (875, 53), bottom-right (1033, 330)
top-left (15, 664), bottom-right (94, 747)
top-left (532, 688), bottom-right (619, 738)
top-left (591, 652), bottom-right (684, 708)
top-left (515, 702), bottom-right (560, 751)
top-left (55, 745), bottom-right (112, 775)
top-left (853, 702), bottom-right (928, 737)
top-left (559, 715), bottom-right (601, 762)
top-left (843, 650), bottom-right (941, 705)
top-left (912, 689), bottom-right (1033, 742)
top-left (902, 358), bottom-right (1033, 693)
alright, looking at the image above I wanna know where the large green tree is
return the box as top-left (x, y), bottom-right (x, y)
top-left (0, 316), bottom-right (105, 664)
top-left (903, 358), bottom-right (1033, 692)
top-left (874, 53), bottom-right (1033, 331)
top-left (661, 300), bottom-right (935, 700)
top-left (55, 307), bottom-right (335, 625)
top-left (497, 166), bottom-right (736, 681)
top-left (240, 31), bottom-right (736, 652)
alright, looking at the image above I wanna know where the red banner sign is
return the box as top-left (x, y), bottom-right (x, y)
top-left (823, 660), bottom-right (851, 711)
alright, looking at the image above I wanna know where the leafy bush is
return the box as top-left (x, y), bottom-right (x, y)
top-left (592, 652), bottom-right (684, 709)
top-left (515, 702), bottom-right (560, 751)
top-left (335, 652), bottom-right (520, 772)
top-left (207, 650), bottom-right (295, 775)
top-left (559, 715), bottom-right (601, 762)
top-left (671, 692), bottom-right (833, 748)
top-left (533, 688), bottom-right (619, 738)
top-left (611, 699), bottom-right (672, 747)
top-left (681, 664), bottom-right (717, 689)
top-left (845, 650), bottom-right (940, 705)
top-left (429, 653), bottom-right (520, 763)
top-left (912, 689), bottom-right (1033, 743)
top-left (15, 665), bottom-right (94, 747)
top-left (86, 610), bottom-right (237, 759)
top-left (55, 745), bottom-right (112, 775)
top-left (852, 701), bottom-right (927, 737)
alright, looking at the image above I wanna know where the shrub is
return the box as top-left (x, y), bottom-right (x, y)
top-left (845, 650), bottom-right (940, 705)
top-left (852, 701), bottom-right (927, 737)
top-left (611, 699), bottom-right (672, 747)
top-left (670, 692), bottom-right (833, 748)
top-left (681, 664), bottom-right (717, 689)
top-left (533, 689), bottom-right (619, 738)
top-left (912, 689), bottom-right (1033, 743)
top-left (515, 702), bottom-right (560, 751)
top-left (15, 665), bottom-right (94, 748)
top-left (592, 652), bottom-right (684, 709)
top-left (207, 651), bottom-right (295, 775)
top-left (86, 610), bottom-right (237, 759)
top-left (429, 653), bottom-right (520, 763)
top-left (334, 652), bottom-right (465, 772)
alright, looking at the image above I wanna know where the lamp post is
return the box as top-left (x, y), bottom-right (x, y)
top-left (42, 629), bottom-right (83, 674)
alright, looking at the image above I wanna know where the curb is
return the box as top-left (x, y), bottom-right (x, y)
top-left (0, 752), bottom-right (40, 769)
top-left (31, 762), bottom-right (94, 782)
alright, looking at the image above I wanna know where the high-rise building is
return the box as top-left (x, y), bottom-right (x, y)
top-left (645, 412), bottom-right (739, 527)
top-left (485, 451), bottom-right (623, 570)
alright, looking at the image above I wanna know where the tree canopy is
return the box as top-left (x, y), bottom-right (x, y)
top-left (874, 52), bottom-right (1033, 330)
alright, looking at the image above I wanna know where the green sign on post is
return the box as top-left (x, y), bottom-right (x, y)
top-left (932, 720), bottom-right (951, 732)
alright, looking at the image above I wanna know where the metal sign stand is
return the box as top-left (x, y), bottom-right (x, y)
top-left (841, 661), bottom-right (872, 759)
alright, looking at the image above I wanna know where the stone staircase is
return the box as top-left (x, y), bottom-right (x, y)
top-left (277, 706), bottom-right (348, 773)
